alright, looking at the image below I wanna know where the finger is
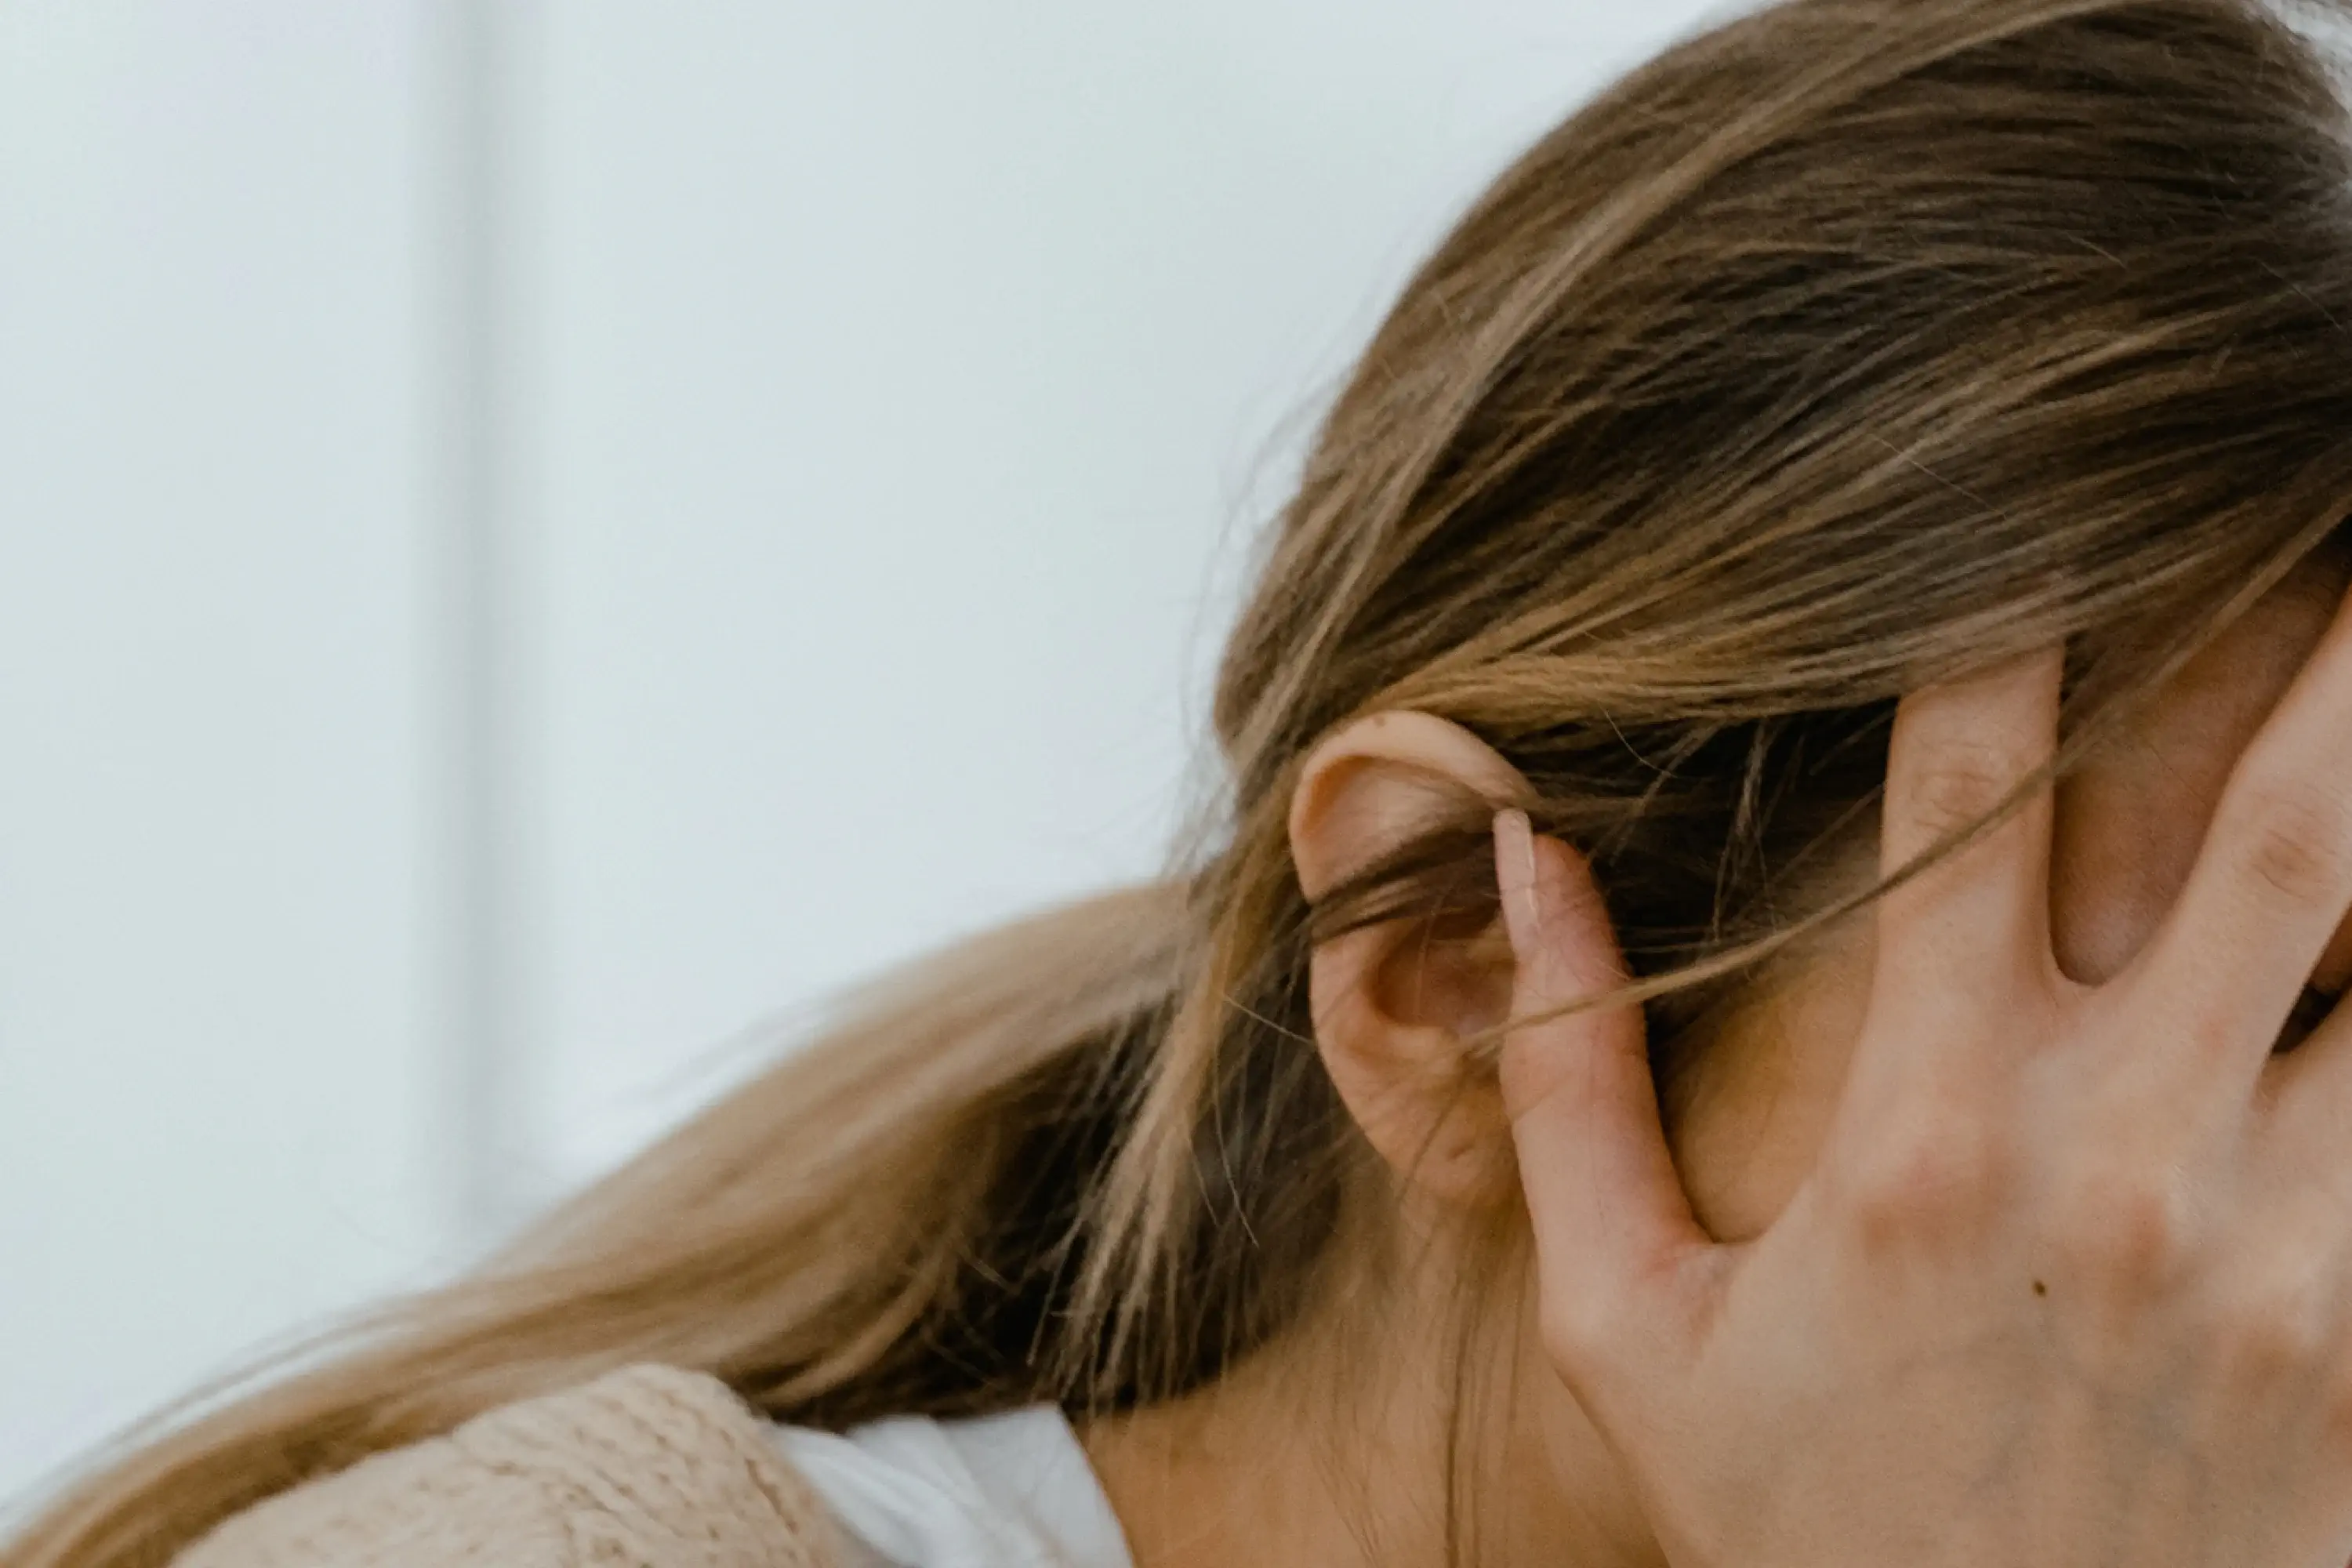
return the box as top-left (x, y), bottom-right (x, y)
top-left (1494, 809), bottom-right (1710, 1378)
top-left (1872, 646), bottom-right (2064, 1029)
top-left (2133, 583), bottom-right (2352, 1105)
top-left (2251, 986), bottom-right (2352, 1224)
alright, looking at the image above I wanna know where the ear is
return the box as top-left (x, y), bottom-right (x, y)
top-left (1290, 711), bottom-right (1606, 1207)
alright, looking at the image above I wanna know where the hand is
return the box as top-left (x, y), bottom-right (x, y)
top-left (1495, 602), bottom-right (2352, 1567)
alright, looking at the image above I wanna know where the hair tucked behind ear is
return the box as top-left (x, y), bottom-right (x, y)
top-left (18, 2), bottom-right (2352, 1564)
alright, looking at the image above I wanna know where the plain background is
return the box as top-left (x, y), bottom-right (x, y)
top-left (0, 0), bottom-right (1743, 1510)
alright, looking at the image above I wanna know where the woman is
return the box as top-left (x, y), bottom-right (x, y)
top-left (20, 0), bottom-right (2352, 1563)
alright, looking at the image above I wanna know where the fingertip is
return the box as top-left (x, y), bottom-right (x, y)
top-left (1494, 805), bottom-right (1531, 864)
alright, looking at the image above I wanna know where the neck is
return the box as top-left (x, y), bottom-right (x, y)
top-left (1077, 1211), bottom-right (1666, 1568)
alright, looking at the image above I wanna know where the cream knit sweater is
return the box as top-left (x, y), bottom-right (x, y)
top-left (175, 1364), bottom-right (848, 1568)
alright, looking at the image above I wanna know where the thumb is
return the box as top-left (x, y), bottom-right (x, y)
top-left (1494, 808), bottom-right (1711, 1378)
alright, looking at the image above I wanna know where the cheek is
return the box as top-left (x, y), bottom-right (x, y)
top-left (1667, 954), bottom-right (1873, 1242)
top-left (2049, 755), bottom-right (2214, 985)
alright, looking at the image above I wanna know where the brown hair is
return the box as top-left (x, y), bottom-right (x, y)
top-left (19, 0), bottom-right (2352, 1563)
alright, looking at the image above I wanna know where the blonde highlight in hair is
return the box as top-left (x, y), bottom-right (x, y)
top-left (20, 1), bottom-right (2352, 1563)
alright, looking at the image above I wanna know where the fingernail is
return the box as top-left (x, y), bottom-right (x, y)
top-left (1493, 808), bottom-right (1541, 949)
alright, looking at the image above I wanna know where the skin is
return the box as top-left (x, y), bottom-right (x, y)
top-left (1084, 549), bottom-right (2352, 1567)
top-left (1681, 550), bottom-right (2352, 1242)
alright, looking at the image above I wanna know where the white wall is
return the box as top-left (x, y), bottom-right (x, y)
top-left (521, 0), bottom-right (1741, 1183)
top-left (0, 0), bottom-right (1736, 1513)
top-left (0, 0), bottom-right (441, 1506)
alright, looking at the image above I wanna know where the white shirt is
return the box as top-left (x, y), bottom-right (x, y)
top-left (773, 1406), bottom-right (1135, 1568)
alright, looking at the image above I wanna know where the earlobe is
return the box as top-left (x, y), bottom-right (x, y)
top-left (1290, 711), bottom-right (1534, 1206)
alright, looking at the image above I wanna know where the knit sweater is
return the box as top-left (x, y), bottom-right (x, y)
top-left (176, 1365), bottom-right (848, 1568)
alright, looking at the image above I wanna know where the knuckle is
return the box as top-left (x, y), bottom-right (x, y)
top-left (2323, 1349), bottom-right (2352, 1449)
top-left (2228, 778), bottom-right (2352, 907)
top-left (1844, 1120), bottom-right (2006, 1253)
top-left (1534, 1292), bottom-right (1649, 1414)
top-left (1898, 740), bottom-right (2022, 840)
top-left (2050, 1166), bottom-right (2203, 1295)
top-left (1536, 1284), bottom-right (1617, 1374)
top-left (2221, 1266), bottom-right (2334, 1388)
top-left (2299, 1305), bottom-right (2352, 1455)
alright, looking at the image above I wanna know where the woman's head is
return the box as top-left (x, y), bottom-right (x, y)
top-left (1090, 0), bottom-right (2352, 1393)
top-left (20, 2), bottom-right (2352, 1566)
